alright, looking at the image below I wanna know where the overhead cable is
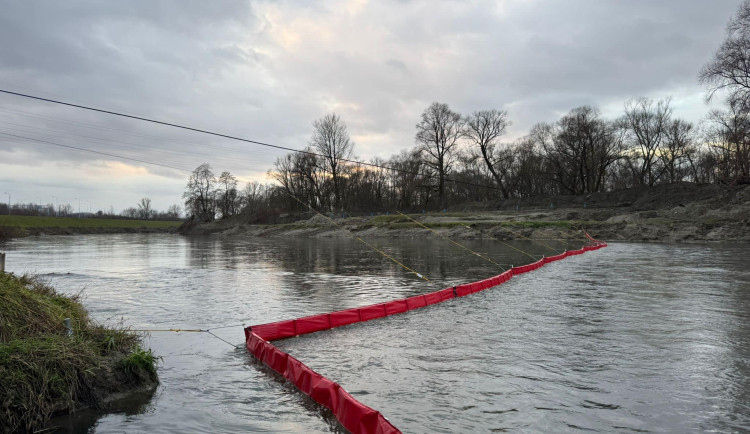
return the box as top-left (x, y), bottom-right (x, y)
top-left (0, 88), bottom-right (503, 192)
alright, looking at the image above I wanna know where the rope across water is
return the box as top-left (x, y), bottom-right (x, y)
top-left (125, 325), bottom-right (247, 348)
top-left (286, 194), bottom-right (435, 284)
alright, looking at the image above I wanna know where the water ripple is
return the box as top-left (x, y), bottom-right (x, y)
top-left (4, 235), bottom-right (749, 432)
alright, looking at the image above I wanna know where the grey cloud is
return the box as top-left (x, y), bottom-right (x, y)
top-left (385, 59), bottom-right (408, 72)
top-left (0, 0), bottom-right (744, 211)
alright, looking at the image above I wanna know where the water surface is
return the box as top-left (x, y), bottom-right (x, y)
top-left (3, 234), bottom-right (748, 432)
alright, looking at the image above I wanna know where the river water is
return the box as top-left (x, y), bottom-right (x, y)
top-left (2, 234), bottom-right (749, 433)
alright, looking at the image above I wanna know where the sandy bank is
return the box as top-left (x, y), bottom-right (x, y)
top-left (185, 183), bottom-right (750, 243)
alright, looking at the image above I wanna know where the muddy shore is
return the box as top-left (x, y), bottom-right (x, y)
top-left (187, 183), bottom-right (750, 243)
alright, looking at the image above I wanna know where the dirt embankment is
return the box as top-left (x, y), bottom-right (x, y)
top-left (186, 183), bottom-right (750, 243)
top-left (0, 225), bottom-right (176, 242)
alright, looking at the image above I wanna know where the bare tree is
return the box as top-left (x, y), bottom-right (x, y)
top-left (700, 0), bottom-right (750, 112)
top-left (184, 163), bottom-right (216, 222)
top-left (464, 109), bottom-right (512, 198)
top-left (415, 102), bottom-right (465, 209)
top-left (387, 149), bottom-right (426, 210)
top-left (272, 149), bottom-right (325, 210)
top-left (510, 137), bottom-right (552, 197)
top-left (687, 146), bottom-right (720, 184)
top-left (166, 204), bottom-right (182, 219)
top-left (310, 113), bottom-right (353, 210)
top-left (59, 203), bottom-right (73, 217)
top-left (661, 119), bottom-right (697, 183)
top-left (539, 106), bottom-right (621, 194)
top-left (620, 97), bottom-right (673, 186)
top-left (704, 105), bottom-right (750, 183)
top-left (137, 197), bottom-right (152, 220)
top-left (121, 207), bottom-right (138, 219)
top-left (217, 171), bottom-right (239, 218)
top-left (242, 181), bottom-right (270, 214)
top-left (272, 153), bottom-right (302, 210)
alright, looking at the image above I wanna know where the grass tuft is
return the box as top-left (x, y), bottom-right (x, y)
top-left (387, 221), bottom-right (471, 230)
top-left (500, 220), bottom-right (579, 228)
top-left (0, 273), bottom-right (158, 432)
top-left (120, 347), bottom-right (160, 382)
top-left (369, 215), bottom-right (411, 225)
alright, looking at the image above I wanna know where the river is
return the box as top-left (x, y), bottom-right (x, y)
top-left (2, 234), bottom-right (749, 432)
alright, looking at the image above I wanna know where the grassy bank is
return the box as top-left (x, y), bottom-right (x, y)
top-left (0, 273), bottom-right (158, 432)
top-left (0, 215), bottom-right (180, 229)
top-left (367, 214), bottom-right (586, 229)
top-left (0, 215), bottom-right (181, 241)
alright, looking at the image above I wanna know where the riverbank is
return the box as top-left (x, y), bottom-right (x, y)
top-left (0, 215), bottom-right (180, 242)
top-left (0, 273), bottom-right (159, 432)
top-left (186, 183), bottom-right (750, 243)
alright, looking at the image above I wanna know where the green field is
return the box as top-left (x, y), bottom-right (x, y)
top-left (0, 215), bottom-right (180, 229)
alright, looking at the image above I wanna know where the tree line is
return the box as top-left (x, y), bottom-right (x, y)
top-left (0, 199), bottom-right (181, 220)
top-left (183, 1), bottom-right (750, 221)
top-left (120, 198), bottom-right (181, 220)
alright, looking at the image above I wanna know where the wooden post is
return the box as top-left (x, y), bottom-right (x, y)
top-left (63, 318), bottom-right (73, 337)
top-left (0, 252), bottom-right (5, 274)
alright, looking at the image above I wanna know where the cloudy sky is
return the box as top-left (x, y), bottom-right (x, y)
top-left (0, 0), bottom-right (742, 214)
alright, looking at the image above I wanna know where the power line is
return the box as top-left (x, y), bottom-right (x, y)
top-left (0, 119), bottom-right (271, 168)
top-left (0, 131), bottom-right (192, 173)
top-left (0, 88), bottom-right (502, 192)
top-left (0, 105), bottom-right (279, 158)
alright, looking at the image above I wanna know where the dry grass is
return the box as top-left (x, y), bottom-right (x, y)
top-left (0, 215), bottom-right (180, 230)
top-left (0, 273), bottom-right (156, 432)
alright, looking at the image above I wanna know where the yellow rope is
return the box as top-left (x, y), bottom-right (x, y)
top-left (436, 218), bottom-right (541, 261)
top-left (396, 212), bottom-right (507, 270)
top-left (581, 227), bottom-right (602, 244)
top-left (526, 238), bottom-right (582, 242)
top-left (353, 236), bottom-right (430, 281)
top-left (287, 195), bottom-right (431, 282)
top-left (483, 233), bottom-right (539, 260)
top-left (125, 328), bottom-right (240, 347)
top-left (500, 225), bottom-right (564, 254)
top-left (128, 328), bottom-right (205, 332)
top-left (554, 227), bottom-right (585, 248)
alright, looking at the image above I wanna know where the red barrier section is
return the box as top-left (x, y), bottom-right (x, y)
top-left (331, 308), bottom-right (361, 327)
top-left (499, 270), bottom-right (512, 283)
top-left (296, 313), bottom-right (331, 335)
top-left (265, 346), bottom-right (289, 374)
top-left (405, 295), bottom-right (427, 310)
top-left (438, 288), bottom-right (456, 301)
top-left (360, 303), bottom-right (387, 321)
top-left (246, 332), bottom-right (400, 434)
top-left (337, 388), bottom-right (387, 433)
top-left (311, 375), bottom-right (341, 413)
top-left (455, 284), bottom-right (473, 297)
top-left (384, 299), bottom-right (409, 315)
top-left (252, 319), bottom-right (296, 341)
top-left (423, 290), bottom-right (445, 305)
top-left (246, 239), bottom-right (606, 434)
top-left (285, 356), bottom-right (307, 392)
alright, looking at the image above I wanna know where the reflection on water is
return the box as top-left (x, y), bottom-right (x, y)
top-left (46, 388), bottom-right (157, 433)
top-left (3, 234), bottom-right (749, 432)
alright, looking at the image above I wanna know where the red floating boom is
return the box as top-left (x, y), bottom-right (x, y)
top-left (245, 237), bottom-right (607, 433)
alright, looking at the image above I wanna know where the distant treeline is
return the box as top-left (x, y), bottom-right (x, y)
top-left (183, 96), bottom-right (749, 221)
top-left (0, 199), bottom-right (181, 221)
top-left (183, 2), bottom-right (750, 222)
